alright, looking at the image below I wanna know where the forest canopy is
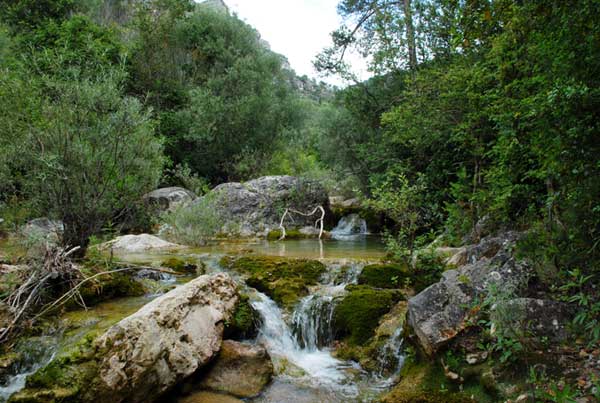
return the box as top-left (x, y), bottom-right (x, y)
top-left (0, 0), bottom-right (598, 273)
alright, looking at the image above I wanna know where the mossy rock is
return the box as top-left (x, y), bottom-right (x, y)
top-left (10, 332), bottom-right (101, 403)
top-left (266, 229), bottom-right (313, 241)
top-left (380, 352), bottom-right (499, 403)
top-left (161, 257), bottom-right (198, 274)
top-left (381, 359), bottom-right (478, 403)
top-left (224, 294), bottom-right (259, 340)
top-left (357, 263), bottom-right (410, 289)
top-left (333, 285), bottom-right (403, 346)
top-left (221, 256), bottom-right (326, 308)
top-left (76, 272), bottom-right (145, 308)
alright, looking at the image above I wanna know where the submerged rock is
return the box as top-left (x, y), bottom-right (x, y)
top-left (407, 250), bottom-right (531, 355)
top-left (179, 391), bottom-right (243, 403)
top-left (199, 340), bottom-right (273, 398)
top-left (10, 273), bottom-right (238, 403)
top-left (100, 234), bottom-right (182, 253)
top-left (203, 176), bottom-right (329, 238)
top-left (143, 187), bottom-right (196, 213)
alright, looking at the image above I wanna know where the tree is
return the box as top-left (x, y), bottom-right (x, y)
top-left (133, 6), bottom-right (298, 183)
top-left (0, 67), bottom-right (164, 254)
top-left (315, 0), bottom-right (426, 79)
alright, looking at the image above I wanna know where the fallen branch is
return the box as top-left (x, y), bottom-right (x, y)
top-left (0, 253), bottom-right (179, 344)
top-left (278, 205), bottom-right (325, 240)
top-left (32, 264), bottom-right (179, 322)
top-left (0, 244), bottom-right (82, 343)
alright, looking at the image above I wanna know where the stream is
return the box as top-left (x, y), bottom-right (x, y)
top-left (0, 235), bottom-right (406, 403)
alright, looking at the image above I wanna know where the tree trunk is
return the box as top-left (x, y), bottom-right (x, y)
top-left (403, 0), bottom-right (417, 71)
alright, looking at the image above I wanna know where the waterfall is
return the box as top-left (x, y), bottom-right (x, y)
top-left (0, 337), bottom-right (57, 402)
top-left (250, 292), bottom-right (356, 394)
top-left (291, 262), bottom-right (363, 351)
top-left (331, 214), bottom-right (368, 240)
top-left (374, 326), bottom-right (406, 386)
top-left (291, 295), bottom-right (337, 351)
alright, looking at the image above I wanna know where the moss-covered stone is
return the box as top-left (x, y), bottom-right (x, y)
top-left (380, 359), bottom-right (484, 403)
top-left (333, 285), bottom-right (403, 345)
top-left (76, 272), bottom-right (145, 307)
top-left (10, 332), bottom-right (101, 403)
top-left (161, 257), bottom-right (198, 274)
top-left (266, 229), bottom-right (313, 241)
top-left (224, 294), bottom-right (259, 340)
top-left (357, 263), bottom-right (410, 289)
top-left (221, 256), bottom-right (326, 308)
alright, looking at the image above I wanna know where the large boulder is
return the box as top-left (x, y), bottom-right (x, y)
top-left (95, 273), bottom-right (238, 401)
top-left (100, 234), bottom-right (182, 253)
top-left (198, 340), bottom-right (273, 398)
top-left (407, 249), bottom-right (531, 356)
top-left (202, 176), bottom-right (328, 237)
top-left (9, 273), bottom-right (238, 403)
top-left (444, 231), bottom-right (521, 267)
top-left (143, 187), bottom-right (196, 213)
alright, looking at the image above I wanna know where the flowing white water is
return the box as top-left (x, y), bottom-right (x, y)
top-left (376, 325), bottom-right (406, 383)
top-left (291, 262), bottom-right (363, 351)
top-left (0, 337), bottom-right (57, 403)
top-left (331, 214), bottom-right (368, 241)
top-left (251, 292), bottom-right (358, 396)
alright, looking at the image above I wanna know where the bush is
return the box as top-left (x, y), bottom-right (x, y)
top-left (0, 67), bottom-right (164, 254)
top-left (160, 192), bottom-right (222, 246)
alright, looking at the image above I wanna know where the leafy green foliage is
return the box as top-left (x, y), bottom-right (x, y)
top-left (0, 66), bottom-right (163, 252)
top-left (129, 5), bottom-right (302, 183)
top-left (558, 269), bottom-right (600, 346)
top-left (160, 192), bottom-right (223, 246)
top-left (318, 0), bottom-right (600, 284)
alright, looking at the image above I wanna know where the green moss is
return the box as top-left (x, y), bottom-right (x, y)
top-left (357, 263), bottom-right (410, 289)
top-left (266, 229), bottom-right (315, 241)
top-left (333, 285), bottom-right (403, 345)
top-left (380, 354), bottom-right (498, 403)
top-left (381, 359), bottom-right (473, 403)
top-left (161, 257), bottom-right (198, 274)
top-left (10, 331), bottom-right (102, 403)
top-left (76, 272), bottom-right (145, 307)
top-left (224, 294), bottom-right (258, 340)
top-left (222, 256), bottom-right (326, 308)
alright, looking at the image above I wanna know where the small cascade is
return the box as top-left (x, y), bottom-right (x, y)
top-left (331, 214), bottom-right (368, 240)
top-left (0, 337), bottom-right (58, 402)
top-left (292, 262), bottom-right (364, 351)
top-left (375, 326), bottom-right (406, 384)
top-left (292, 295), bottom-right (337, 350)
top-left (250, 292), bottom-right (356, 394)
